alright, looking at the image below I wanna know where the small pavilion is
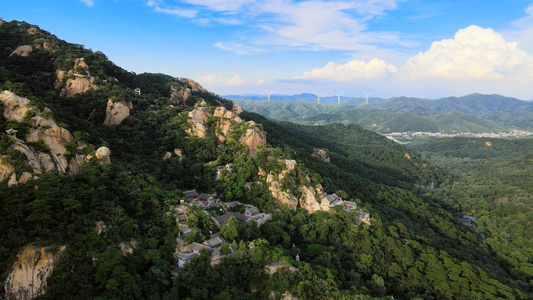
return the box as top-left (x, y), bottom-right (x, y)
top-left (5, 128), bottom-right (17, 137)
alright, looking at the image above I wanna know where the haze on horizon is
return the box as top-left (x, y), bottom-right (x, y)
top-left (2, 0), bottom-right (533, 100)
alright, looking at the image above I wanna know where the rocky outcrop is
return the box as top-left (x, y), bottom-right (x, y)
top-left (213, 107), bottom-right (243, 142)
top-left (233, 103), bottom-right (244, 115)
top-left (4, 245), bottom-right (66, 300)
top-left (170, 85), bottom-right (192, 105)
top-left (0, 91), bottom-right (89, 182)
top-left (95, 147), bottom-right (111, 164)
top-left (119, 240), bottom-right (138, 256)
top-left (174, 148), bottom-right (184, 161)
top-left (103, 99), bottom-right (132, 125)
top-left (186, 107), bottom-right (211, 138)
top-left (312, 149), bottom-right (331, 163)
top-left (264, 159), bottom-right (323, 212)
top-left (180, 78), bottom-right (206, 93)
top-left (10, 45), bottom-right (33, 57)
top-left (266, 172), bottom-right (299, 210)
top-left (0, 158), bottom-right (16, 183)
top-left (299, 186), bottom-right (322, 213)
top-left (239, 122), bottom-right (266, 154)
top-left (56, 58), bottom-right (99, 97)
top-left (1, 91), bottom-right (32, 123)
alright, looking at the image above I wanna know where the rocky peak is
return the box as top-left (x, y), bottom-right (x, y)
top-left (103, 99), bottom-right (132, 126)
top-left (180, 78), bottom-right (206, 93)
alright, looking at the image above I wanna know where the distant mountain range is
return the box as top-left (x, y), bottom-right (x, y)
top-left (228, 93), bottom-right (533, 133)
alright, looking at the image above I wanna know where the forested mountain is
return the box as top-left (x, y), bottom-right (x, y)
top-left (231, 94), bottom-right (533, 132)
top-left (1, 20), bottom-right (532, 300)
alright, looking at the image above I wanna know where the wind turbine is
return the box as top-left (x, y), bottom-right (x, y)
top-left (363, 92), bottom-right (371, 105)
top-left (334, 93), bottom-right (343, 106)
top-left (265, 90), bottom-right (273, 101)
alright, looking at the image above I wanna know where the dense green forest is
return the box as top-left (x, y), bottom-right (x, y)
top-left (1, 20), bottom-right (532, 300)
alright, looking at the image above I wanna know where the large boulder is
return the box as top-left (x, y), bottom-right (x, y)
top-left (4, 245), bottom-right (66, 300)
top-left (95, 147), bottom-right (111, 164)
top-left (103, 99), bottom-right (132, 126)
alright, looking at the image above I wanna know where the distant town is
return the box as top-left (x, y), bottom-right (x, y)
top-left (384, 130), bottom-right (533, 143)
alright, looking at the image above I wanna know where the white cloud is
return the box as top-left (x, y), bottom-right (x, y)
top-left (80, 0), bottom-right (94, 7)
top-left (295, 58), bottom-right (398, 81)
top-left (512, 3), bottom-right (533, 28)
top-left (197, 74), bottom-right (246, 87)
top-left (402, 25), bottom-right (533, 79)
top-left (183, 0), bottom-right (254, 12)
top-left (214, 42), bottom-right (265, 55)
top-left (153, 6), bottom-right (197, 18)
top-left (145, 0), bottom-right (408, 53)
top-left (255, 0), bottom-right (406, 51)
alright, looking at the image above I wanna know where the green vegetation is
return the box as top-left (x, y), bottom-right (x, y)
top-left (0, 20), bottom-right (532, 299)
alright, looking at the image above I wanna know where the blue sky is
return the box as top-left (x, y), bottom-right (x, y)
top-left (2, 0), bottom-right (533, 99)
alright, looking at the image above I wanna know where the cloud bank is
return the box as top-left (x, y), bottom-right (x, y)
top-left (297, 26), bottom-right (533, 83)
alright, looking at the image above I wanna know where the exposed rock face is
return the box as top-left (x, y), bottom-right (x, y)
top-left (0, 91), bottom-right (88, 181)
top-left (299, 186), bottom-right (322, 213)
top-left (180, 78), bottom-right (206, 93)
top-left (213, 107), bottom-right (242, 142)
top-left (170, 85), bottom-right (192, 105)
top-left (186, 107), bottom-right (211, 138)
top-left (95, 221), bottom-right (106, 235)
top-left (10, 45), bottom-right (33, 57)
top-left (55, 58), bottom-right (99, 97)
top-left (239, 122), bottom-right (266, 154)
top-left (27, 27), bottom-right (39, 35)
top-left (312, 149), bottom-right (331, 163)
top-left (233, 103), bottom-right (244, 115)
top-left (0, 158), bottom-right (16, 183)
top-left (174, 148), bottom-right (184, 161)
top-left (266, 172), bottom-right (299, 210)
top-left (119, 240), bottom-right (138, 256)
top-left (263, 159), bottom-right (323, 212)
top-left (103, 99), bottom-right (132, 125)
top-left (1, 91), bottom-right (32, 123)
top-left (4, 245), bottom-right (66, 300)
top-left (95, 147), bottom-right (111, 164)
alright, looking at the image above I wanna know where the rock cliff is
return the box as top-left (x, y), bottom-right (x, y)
top-left (103, 99), bottom-right (132, 125)
top-left (4, 245), bottom-right (66, 300)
